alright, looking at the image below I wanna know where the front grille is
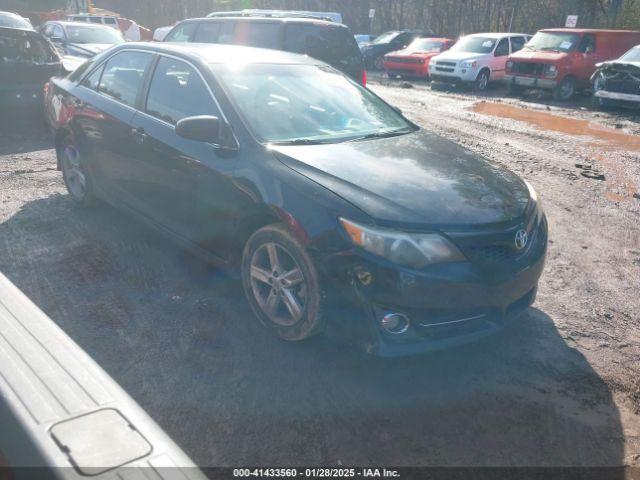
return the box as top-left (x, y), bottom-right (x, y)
top-left (465, 244), bottom-right (521, 264)
top-left (458, 217), bottom-right (546, 268)
top-left (510, 62), bottom-right (545, 75)
top-left (435, 61), bottom-right (456, 67)
top-left (386, 56), bottom-right (422, 64)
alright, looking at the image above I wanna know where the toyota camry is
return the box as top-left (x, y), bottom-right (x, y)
top-left (45, 43), bottom-right (547, 356)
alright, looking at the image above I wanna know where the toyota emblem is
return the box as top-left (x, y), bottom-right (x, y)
top-left (514, 229), bottom-right (528, 250)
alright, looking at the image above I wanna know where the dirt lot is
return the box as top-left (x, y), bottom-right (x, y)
top-left (1, 81), bottom-right (639, 467)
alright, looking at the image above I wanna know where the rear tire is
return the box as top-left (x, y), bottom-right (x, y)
top-left (241, 224), bottom-right (323, 341)
top-left (60, 137), bottom-right (96, 206)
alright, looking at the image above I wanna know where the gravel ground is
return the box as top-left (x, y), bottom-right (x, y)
top-left (1, 80), bottom-right (639, 467)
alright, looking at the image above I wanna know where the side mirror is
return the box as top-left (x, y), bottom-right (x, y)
top-left (176, 115), bottom-right (221, 143)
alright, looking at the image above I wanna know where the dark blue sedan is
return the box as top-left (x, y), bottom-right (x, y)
top-left (45, 43), bottom-right (547, 356)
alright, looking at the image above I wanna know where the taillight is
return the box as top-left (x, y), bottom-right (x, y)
top-left (362, 69), bottom-right (367, 87)
top-left (43, 81), bottom-right (50, 97)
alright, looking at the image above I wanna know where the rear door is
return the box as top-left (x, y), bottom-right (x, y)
top-left (128, 55), bottom-right (238, 251)
top-left (282, 23), bottom-right (364, 82)
top-left (77, 50), bottom-right (155, 203)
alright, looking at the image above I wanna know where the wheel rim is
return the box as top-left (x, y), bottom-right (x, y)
top-left (560, 80), bottom-right (574, 99)
top-left (477, 72), bottom-right (488, 90)
top-left (62, 145), bottom-right (86, 199)
top-left (249, 242), bottom-right (307, 327)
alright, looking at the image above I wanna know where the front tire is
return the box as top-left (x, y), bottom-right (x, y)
top-left (473, 69), bottom-right (490, 91)
top-left (553, 76), bottom-right (576, 101)
top-left (241, 224), bottom-right (323, 341)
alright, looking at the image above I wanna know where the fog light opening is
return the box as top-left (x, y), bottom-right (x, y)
top-left (380, 313), bottom-right (410, 334)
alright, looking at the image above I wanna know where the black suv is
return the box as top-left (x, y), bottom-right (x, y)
top-left (164, 16), bottom-right (366, 85)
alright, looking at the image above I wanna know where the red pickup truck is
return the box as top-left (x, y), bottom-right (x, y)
top-left (505, 28), bottom-right (640, 100)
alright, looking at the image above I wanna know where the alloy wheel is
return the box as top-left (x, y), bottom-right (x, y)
top-left (476, 71), bottom-right (489, 91)
top-left (62, 145), bottom-right (86, 200)
top-left (249, 242), bottom-right (307, 327)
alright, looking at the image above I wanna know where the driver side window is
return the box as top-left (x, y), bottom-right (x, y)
top-left (494, 38), bottom-right (509, 57)
top-left (578, 34), bottom-right (596, 54)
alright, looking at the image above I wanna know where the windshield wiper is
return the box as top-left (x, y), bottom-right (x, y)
top-left (269, 138), bottom-right (329, 146)
top-left (540, 47), bottom-right (561, 53)
top-left (345, 128), bottom-right (414, 142)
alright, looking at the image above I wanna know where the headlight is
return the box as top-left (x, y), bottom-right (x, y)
top-left (339, 218), bottom-right (466, 269)
top-left (544, 64), bottom-right (558, 78)
top-left (525, 180), bottom-right (544, 220)
top-left (461, 60), bottom-right (478, 69)
top-left (506, 60), bottom-right (513, 72)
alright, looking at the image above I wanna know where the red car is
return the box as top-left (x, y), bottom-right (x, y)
top-left (383, 37), bottom-right (455, 79)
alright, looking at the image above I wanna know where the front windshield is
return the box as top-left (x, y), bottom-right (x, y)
top-left (215, 63), bottom-right (414, 144)
top-left (373, 31), bottom-right (399, 44)
top-left (620, 46), bottom-right (640, 62)
top-left (409, 38), bottom-right (445, 52)
top-left (450, 36), bottom-right (496, 54)
top-left (525, 32), bottom-right (580, 52)
top-left (66, 25), bottom-right (124, 44)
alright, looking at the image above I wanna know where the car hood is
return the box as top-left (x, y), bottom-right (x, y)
top-left (596, 60), bottom-right (640, 70)
top-left (432, 51), bottom-right (488, 63)
top-left (66, 42), bottom-right (113, 57)
top-left (509, 49), bottom-right (569, 63)
top-left (387, 48), bottom-right (439, 58)
top-left (271, 130), bottom-right (530, 228)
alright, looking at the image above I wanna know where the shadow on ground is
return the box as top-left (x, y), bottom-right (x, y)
top-left (0, 192), bottom-right (625, 469)
top-left (0, 109), bottom-right (52, 156)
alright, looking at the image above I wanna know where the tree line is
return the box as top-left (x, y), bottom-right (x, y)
top-left (3, 0), bottom-right (639, 34)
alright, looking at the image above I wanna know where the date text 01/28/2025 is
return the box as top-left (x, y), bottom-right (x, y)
top-left (232, 468), bottom-right (400, 478)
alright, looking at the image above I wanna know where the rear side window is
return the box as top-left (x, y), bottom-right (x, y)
top-left (145, 57), bottom-right (218, 125)
top-left (194, 22), bottom-right (221, 43)
top-left (98, 51), bottom-right (152, 107)
top-left (233, 22), bottom-right (281, 49)
top-left (105, 18), bottom-right (117, 26)
top-left (283, 24), bottom-right (362, 72)
top-left (165, 22), bottom-right (196, 42)
top-left (82, 64), bottom-right (104, 90)
top-left (90, 17), bottom-right (102, 24)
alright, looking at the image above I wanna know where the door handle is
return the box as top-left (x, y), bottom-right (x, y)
top-left (132, 127), bottom-right (147, 144)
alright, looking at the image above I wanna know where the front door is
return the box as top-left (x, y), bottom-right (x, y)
top-left (128, 55), bottom-right (239, 255)
top-left (491, 37), bottom-right (510, 80)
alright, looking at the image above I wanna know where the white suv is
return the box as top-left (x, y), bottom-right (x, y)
top-left (429, 33), bottom-right (531, 90)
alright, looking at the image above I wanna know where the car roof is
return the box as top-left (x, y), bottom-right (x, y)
top-left (465, 32), bottom-right (528, 38)
top-left (0, 11), bottom-right (33, 30)
top-left (178, 16), bottom-right (340, 27)
top-left (121, 42), bottom-right (321, 66)
top-left (48, 21), bottom-right (115, 29)
top-left (540, 28), bottom-right (640, 34)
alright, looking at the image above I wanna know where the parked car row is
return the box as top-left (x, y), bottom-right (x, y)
top-left (370, 26), bottom-right (640, 107)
